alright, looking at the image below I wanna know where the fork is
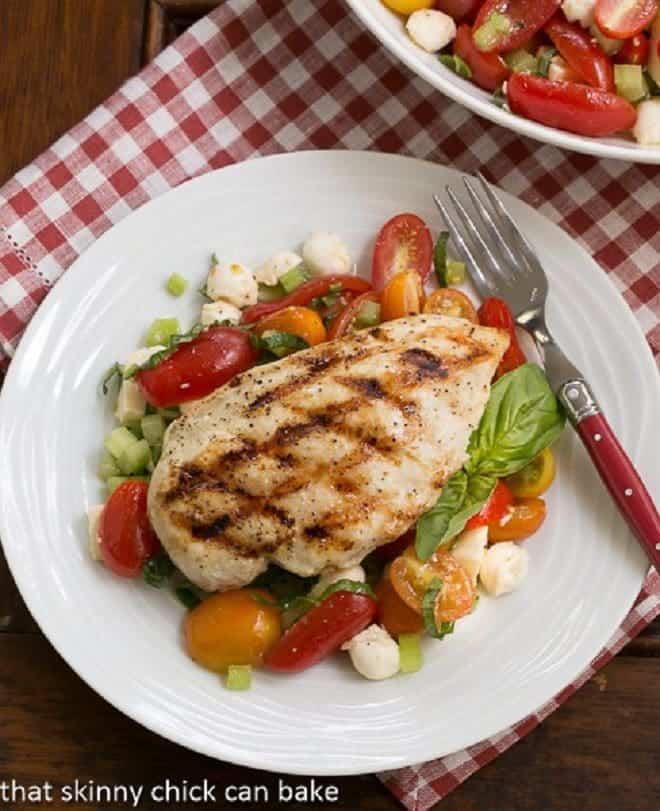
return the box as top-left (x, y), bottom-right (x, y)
top-left (434, 174), bottom-right (660, 570)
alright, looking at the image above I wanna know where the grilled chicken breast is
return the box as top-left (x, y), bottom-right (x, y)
top-left (148, 315), bottom-right (509, 591)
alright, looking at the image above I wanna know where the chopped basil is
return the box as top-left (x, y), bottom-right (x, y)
top-left (175, 586), bottom-right (202, 610)
top-left (143, 553), bottom-right (176, 588)
top-left (101, 362), bottom-right (123, 395)
top-left (253, 330), bottom-right (308, 360)
top-left (128, 323), bottom-right (205, 375)
top-left (537, 47), bottom-right (557, 78)
top-left (422, 577), bottom-right (455, 639)
top-left (316, 578), bottom-right (375, 602)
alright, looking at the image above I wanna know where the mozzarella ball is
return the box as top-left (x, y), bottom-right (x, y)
top-left (255, 251), bottom-right (303, 287)
top-left (406, 9), bottom-right (456, 54)
top-left (450, 526), bottom-right (488, 586)
top-left (206, 260), bottom-right (258, 308)
top-left (561, 0), bottom-right (596, 28)
top-left (87, 505), bottom-right (104, 562)
top-left (302, 232), bottom-right (353, 277)
top-left (310, 564), bottom-right (365, 599)
top-left (200, 300), bottom-right (242, 327)
top-left (633, 99), bottom-right (660, 146)
top-left (479, 543), bottom-right (529, 597)
top-left (342, 624), bottom-right (400, 681)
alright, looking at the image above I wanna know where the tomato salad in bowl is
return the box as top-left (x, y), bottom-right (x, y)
top-left (381, 1), bottom-right (660, 145)
top-left (92, 214), bottom-right (563, 690)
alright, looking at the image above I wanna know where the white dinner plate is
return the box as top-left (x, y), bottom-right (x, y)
top-left (347, 0), bottom-right (660, 164)
top-left (0, 151), bottom-right (656, 775)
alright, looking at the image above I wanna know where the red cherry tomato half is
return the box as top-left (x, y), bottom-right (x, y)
top-left (454, 24), bottom-right (510, 91)
top-left (507, 73), bottom-right (637, 137)
top-left (327, 291), bottom-right (381, 340)
top-left (478, 297), bottom-right (526, 377)
top-left (595, 0), bottom-right (658, 40)
top-left (371, 213), bottom-right (433, 290)
top-left (263, 591), bottom-right (378, 672)
top-left (473, 0), bottom-right (561, 53)
top-left (241, 274), bottom-right (371, 324)
top-left (135, 326), bottom-right (258, 408)
top-left (545, 15), bottom-right (614, 91)
top-left (615, 34), bottom-right (650, 65)
top-left (99, 481), bottom-right (159, 578)
top-left (465, 480), bottom-right (513, 529)
top-left (434, 0), bottom-right (480, 22)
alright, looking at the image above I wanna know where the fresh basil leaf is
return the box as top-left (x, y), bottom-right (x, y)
top-left (137, 323), bottom-right (206, 372)
top-left (101, 362), bottom-right (123, 395)
top-left (316, 578), bottom-right (375, 602)
top-left (421, 577), bottom-right (455, 639)
top-left (415, 471), bottom-right (495, 560)
top-left (466, 363), bottom-right (565, 478)
top-left (175, 586), bottom-right (201, 609)
top-left (257, 330), bottom-right (309, 359)
top-left (142, 553), bottom-right (176, 588)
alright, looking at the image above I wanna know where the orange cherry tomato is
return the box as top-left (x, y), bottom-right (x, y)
top-left (254, 306), bottom-right (327, 347)
top-left (184, 588), bottom-right (281, 673)
top-left (489, 497), bottom-right (547, 543)
top-left (465, 480), bottom-right (513, 530)
top-left (390, 547), bottom-right (474, 624)
top-left (380, 270), bottom-right (424, 321)
top-left (375, 571), bottom-right (424, 637)
top-left (423, 288), bottom-right (478, 322)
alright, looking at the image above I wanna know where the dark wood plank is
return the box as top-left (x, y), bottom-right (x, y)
top-left (2, 634), bottom-right (659, 810)
top-left (143, 0), bottom-right (221, 61)
top-left (0, 0), bottom-right (146, 186)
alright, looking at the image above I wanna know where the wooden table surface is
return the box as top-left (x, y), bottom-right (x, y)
top-left (1, 2), bottom-right (658, 809)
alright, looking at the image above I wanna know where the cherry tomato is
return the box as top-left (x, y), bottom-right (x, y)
top-left (372, 529), bottom-right (416, 562)
top-left (135, 326), bottom-right (257, 408)
top-left (241, 275), bottom-right (371, 325)
top-left (595, 0), bottom-right (658, 40)
top-left (376, 573), bottom-right (424, 637)
top-left (505, 448), bottom-right (556, 498)
top-left (423, 288), bottom-right (478, 322)
top-left (465, 480), bottom-right (513, 529)
top-left (435, 0), bottom-right (480, 22)
top-left (454, 24), bottom-right (510, 90)
top-left (99, 481), bottom-right (159, 578)
top-left (263, 591), bottom-right (377, 672)
top-left (477, 297), bottom-right (526, 377)
top-left (254, 306), bottom-right (327, 347)
top-left (489, 497), bottom-right (547, 542)
top-left (380, 270), bottom-right (424, 321)
top-left (383, 0), bottom-right (433, 12)
top-left (390, 547), bottom-right (474, 623)
top-left (371, 213), bottom-right (433, 290)
top-left (545, 15), bottom-right (614, 91)
top-left (615, 33), bottom-right (650, 65)
top-left (473, 0), bottom-right (561, 53)
top-left (507, 73), bottom-right (637, 137)
top-left (184, 589), bottom-right (281, 673)
top-left (327, 291), bottom-right (381, 340)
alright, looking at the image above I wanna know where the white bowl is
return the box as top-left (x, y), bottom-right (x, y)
top-left (347, 0), bottom-right (660, 164)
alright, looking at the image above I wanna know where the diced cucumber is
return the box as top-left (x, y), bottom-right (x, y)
top-left (226, 664), bottom-right (252, 690)
top-left (614, 64), bottom-right (648, 103)
top-left (438, 54), bottom-right (471, 79)
top-left (166, 272), bottom-right (188, 297)
top-left (141, 414), bottom-right (165, 446)
top-left (398, 633), bottom-right (423, 674)
top-left (150, 444), bottom-right (162, 466)
top-left (473, 12), bottom-right (511, 51)
top-left (117, 438), bottom-right (152, 475)
top-left (279, 264), bottom-right (310, 294)
top-left (106, 475), bottom-right (149, 495)
top-left (145, 317), bottom-right (179, 347)
top-left (445, 260), bottom-right (466, 286)
top-left (98, 451), bottom-right (120, 481)
top-left (104, 426), bottom-right (139, 460)
top-left (354, 300), bottom-right (380, 328)
top-left (504, 49), bottom-right (537, 74)
top-left (257, 283), bottom-right (285, 302)
top-left (124, 419), bottom-right (143, 439)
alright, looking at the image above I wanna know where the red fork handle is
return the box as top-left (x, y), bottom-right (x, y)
top-left (576, 412), bottom-right (660, 570)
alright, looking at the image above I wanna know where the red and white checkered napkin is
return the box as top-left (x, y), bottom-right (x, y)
top-left (0, 0), bottom-right (658, 804)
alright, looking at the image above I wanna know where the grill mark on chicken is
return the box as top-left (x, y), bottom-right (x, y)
top-left (304, 524), bottom-right (329, 540)
top-left (339, 376), bottom-right (386, 399)
top-left (191, 514), bottom-right (230, 538)
top-left (401, 348), bottom-right (449, 380)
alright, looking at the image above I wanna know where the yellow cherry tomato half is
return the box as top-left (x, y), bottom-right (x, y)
top-left (488, 498), bottom-right (547, 543)
top-left (380, 270), bottom-right (424, 321)
top-left (382, 0), bottom-right (434, 15)
top-left (389, 546), bottom-right (474, 624)
top-left (254, 306), bottom-right (327, 346)
top-left (423, 288), bottom-right (478, 322)
top-left (184, 588), bottom-right (281, 673)
top-left (505, 448), bottom-right (556, 498)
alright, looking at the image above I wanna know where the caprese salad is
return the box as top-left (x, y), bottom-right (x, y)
top-left (383, 0), bottom-right (660, 144)
top-left (91, 214), bottom-right (563, 689)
